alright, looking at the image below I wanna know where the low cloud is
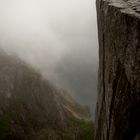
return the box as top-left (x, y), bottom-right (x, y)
top-left (0, 0), bottom-right (98, 116)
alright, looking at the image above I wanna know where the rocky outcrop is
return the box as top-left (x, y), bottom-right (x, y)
top-left (95, 0), bottom-right (140, 140)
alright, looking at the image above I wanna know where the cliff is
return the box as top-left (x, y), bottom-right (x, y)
top-left (95, 0), bottom-right (140, 140)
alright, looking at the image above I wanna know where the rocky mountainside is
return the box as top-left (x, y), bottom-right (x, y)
top-left (0, 49), bottom-right (94, 140)
top-left (95, 0), bottom-right (140, 140)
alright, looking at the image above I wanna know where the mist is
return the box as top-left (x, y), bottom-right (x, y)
top-left (0, 0), bottom-right (98, 117)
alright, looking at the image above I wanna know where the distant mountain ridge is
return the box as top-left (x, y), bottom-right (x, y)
top-left (0, 49), bottom-right (93, 140)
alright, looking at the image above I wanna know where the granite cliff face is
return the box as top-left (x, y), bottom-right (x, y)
top-left (95, 0), bottom-right (140, 140)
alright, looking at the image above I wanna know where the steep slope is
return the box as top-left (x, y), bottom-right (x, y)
top-left (55, 91), bottom-right (91, 120)
top-left (0, 49), bottom-right (93, 140)
top-left (95, 0), bottom-right (140, 140)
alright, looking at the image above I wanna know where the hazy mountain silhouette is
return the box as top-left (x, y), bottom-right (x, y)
top-left (0, 49), bottom-right (94, 140)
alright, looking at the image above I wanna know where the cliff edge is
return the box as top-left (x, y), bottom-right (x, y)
top-left (95, 0), bottom-right (140, 140)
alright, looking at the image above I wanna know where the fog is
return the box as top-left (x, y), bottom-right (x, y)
top-left (0, 0), bottom-right (98, 117)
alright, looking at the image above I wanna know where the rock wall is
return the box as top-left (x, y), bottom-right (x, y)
top-left (95, 0), bottom-right (140, 140)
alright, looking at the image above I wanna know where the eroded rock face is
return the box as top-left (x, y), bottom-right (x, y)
top-left (95, 0), bottom-right (140, 140)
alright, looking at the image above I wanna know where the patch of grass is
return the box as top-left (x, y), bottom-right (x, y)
top-left (0, 114), bottom-right (11, 140)
top-left (68, 118), bottom-right (95, 140)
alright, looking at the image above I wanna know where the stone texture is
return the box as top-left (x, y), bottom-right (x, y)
top-left (95, 0), bottom-right (140, 140)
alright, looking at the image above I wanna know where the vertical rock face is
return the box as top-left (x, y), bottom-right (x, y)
top-left (95, 0), bottom-right (140, 140)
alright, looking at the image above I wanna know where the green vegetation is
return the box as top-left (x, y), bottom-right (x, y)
top-left (0, 115), bottom-right (11, 140)
top-left (68, 118), bottom-right (95, 140)
top-left (32, 119), bottom-right (95, 140)
top-left (0, 115), bottom-right (95, 140)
